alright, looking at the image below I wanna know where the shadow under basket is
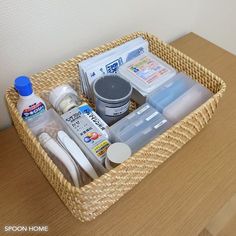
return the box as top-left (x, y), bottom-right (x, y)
top-left (5, 32), bottom-right (226, 222)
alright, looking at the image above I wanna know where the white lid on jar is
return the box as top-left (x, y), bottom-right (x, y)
top-left (106, 142), bottom-right (132, 170)
top-left (49, 85), bottom-right (80, 113)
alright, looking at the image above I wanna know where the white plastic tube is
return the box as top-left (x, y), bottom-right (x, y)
top-left (38, 132), bottom-right (80, 187)
top-left (57, 131), bottom-right (98, 180)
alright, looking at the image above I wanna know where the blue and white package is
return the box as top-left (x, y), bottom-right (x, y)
top-left (78, 37), bottom-right (149, 99)
top-left (79, 103), bottom-right (109, 139)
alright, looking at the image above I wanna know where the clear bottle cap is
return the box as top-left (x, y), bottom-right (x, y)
top-left (49, 85), bottom-right (81, 113)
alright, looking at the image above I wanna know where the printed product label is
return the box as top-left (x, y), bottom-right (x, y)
top-left (62, 108), bottom-right (110, 162)
top-left (128, 56), bottom-right (171, 85)
top-left (145, 111), bottom-right (159, 121)
top-left (92, 140), bottom-right (110, 158)
top-left (105, 58), bottom-right (123, 73)
top-left (105, 102), bottom-right (130, 116)
top-left (22, 102), bottom-right (46, 121)
top-left (79, 104), bottom-right (108, 136)
top-left (86, 44), bottom-right (148, 87)
top-left (137, 104), bottom-right (150, 115)
top-left (154, 119), bottom-right (167, 129)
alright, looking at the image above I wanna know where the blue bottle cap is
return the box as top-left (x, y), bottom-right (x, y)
top-left (14, 76), bottom-right (33, 96)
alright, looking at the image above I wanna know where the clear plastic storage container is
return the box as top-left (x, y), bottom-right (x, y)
top-left (118, 52), bottom-right (176, 105)
top-left (109, 103), bottom-right (172, 153)
top-left (147, 72), bottom-right (213, 123)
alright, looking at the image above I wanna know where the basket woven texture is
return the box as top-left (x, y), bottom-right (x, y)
top-left (5, 32), bottom-right (226, 222)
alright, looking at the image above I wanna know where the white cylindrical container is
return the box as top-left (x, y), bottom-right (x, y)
top-left (105, 142), bottom-right (132, 170)
top-left (93, 74), bottom-right (132, 126)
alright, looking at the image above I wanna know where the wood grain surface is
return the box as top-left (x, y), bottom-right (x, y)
top-left (0, 33), bottom-right (236, 236)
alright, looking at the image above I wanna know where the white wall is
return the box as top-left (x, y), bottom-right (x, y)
top-left (193, 0), bottom-right (236, 54)
top-left (0, 0), bottom-right (235, 129)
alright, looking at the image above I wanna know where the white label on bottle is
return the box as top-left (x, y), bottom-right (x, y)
top-left (137, 104), bottom-right (150, 115)
top-left (22, 102), bottom-right (46, 121)
top-left (154, 119), bottom-right (167, 129)
top-left (105, 102), bottom-right (130, 116)
top-left (145, 111), bottom-right (159, 121)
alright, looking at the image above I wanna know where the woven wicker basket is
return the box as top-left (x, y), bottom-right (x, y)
top-left (5, 32), bottom-right (226, 222)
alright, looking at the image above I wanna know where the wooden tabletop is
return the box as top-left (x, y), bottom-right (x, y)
top-left (1, 33), bottom-right (236, 236)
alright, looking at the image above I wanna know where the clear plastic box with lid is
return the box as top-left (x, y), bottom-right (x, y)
top-left (109, 103), bottom-right (172, 153)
